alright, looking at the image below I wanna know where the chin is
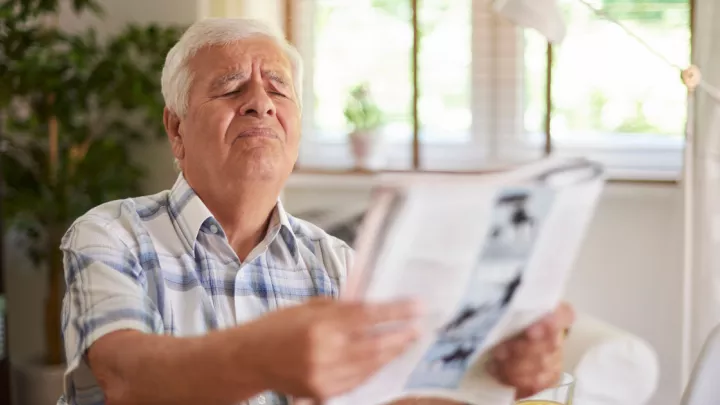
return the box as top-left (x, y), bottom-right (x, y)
top-left (238, 157), bottom-right (287, 181)
top-left (231, 145), bottom-right (292, 179)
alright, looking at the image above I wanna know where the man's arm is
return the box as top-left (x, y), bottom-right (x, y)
top-left (62, 218), bottom-right (419, 405)
top-left (87, 328), bottom-right (267, 405)
top-left (86, 299), bottom-right (421, 405)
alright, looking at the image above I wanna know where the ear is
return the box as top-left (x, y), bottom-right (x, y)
top-left (163, 107), bottom-right (185, 161)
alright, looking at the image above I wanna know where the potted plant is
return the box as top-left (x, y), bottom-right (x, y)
top-left (343, 83), bottom-right (384, 170)
top-left (0, 1), bottom-right (183, 403)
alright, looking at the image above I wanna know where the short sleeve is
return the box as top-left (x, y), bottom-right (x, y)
top-left (60, 219), bottom-right (164, 404)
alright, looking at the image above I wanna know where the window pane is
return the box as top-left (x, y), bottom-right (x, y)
top-left (550, 0), bottom-right (690, 144)
top-left (302, 0), bottom-right (413, 169)
top-left (418, 0), bottom-right (472, 144)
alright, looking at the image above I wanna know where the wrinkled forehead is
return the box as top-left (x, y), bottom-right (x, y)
top-left (188, 36), bottom-right (292, 86)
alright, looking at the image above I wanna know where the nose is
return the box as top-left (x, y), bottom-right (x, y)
top-left (239, 80), bottom-right (276, 118)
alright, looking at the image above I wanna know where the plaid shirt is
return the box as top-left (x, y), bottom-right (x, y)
top-left (59, 173), bottom-right (352, 405)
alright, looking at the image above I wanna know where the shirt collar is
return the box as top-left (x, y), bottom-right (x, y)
top-left (168, 173), bottom-right (214, 256)
top-left (167, 173), bottom-right (298, 259)
top-left (273, 199), bottom-right (300, 261)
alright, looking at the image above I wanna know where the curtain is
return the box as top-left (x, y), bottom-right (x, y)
top-left (683, 0), bottom-right (720, 385)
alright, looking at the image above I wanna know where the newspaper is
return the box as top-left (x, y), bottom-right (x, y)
top-left (332, 157), bottom-right (605, 405)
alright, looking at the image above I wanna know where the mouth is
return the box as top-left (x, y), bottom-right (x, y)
top-left (233, 128), bottom-right (280, 143)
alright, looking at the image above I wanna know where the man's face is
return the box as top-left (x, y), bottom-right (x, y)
top-left (167, 36), bottom-right (300, 191)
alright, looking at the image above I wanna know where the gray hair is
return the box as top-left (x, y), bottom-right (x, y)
top-left (161, 17), bottom-right (303, 117)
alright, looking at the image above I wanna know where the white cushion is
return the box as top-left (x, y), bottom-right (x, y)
top-left (564, 314), bottom-right (660, 405)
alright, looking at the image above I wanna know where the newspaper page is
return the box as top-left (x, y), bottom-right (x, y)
top-left (332, 157), bottom-right (605, 405)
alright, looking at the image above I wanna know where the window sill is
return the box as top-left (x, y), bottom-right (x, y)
top-left (287, 167), bottom-right (680, 191)
top-left (294, 136), bottom-right (684, 184)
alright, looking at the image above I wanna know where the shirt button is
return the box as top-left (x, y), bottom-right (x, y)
top-left (257, 396), bottom-right (266, 405)
top-left (209, 224), bottom-right (219, 234)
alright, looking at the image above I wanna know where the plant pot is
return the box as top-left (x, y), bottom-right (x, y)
top-left (12, 357), bottom-right (65, 405)
top-left (349, 129), bottom-right (380, 170)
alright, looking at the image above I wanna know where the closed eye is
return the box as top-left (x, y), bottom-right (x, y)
top-left (220, 90), bottom-right (285, 98)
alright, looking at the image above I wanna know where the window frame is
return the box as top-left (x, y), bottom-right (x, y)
top-left (286, 0), bottom-right (694, 181)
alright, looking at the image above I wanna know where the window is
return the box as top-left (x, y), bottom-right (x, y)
top-left (289, 0), bottom-right (692, 178)
top-left (539, 0), bottom-right (691, 178)
top-left (293, 0), bottom-right (414, 169)
top-left (297, 0), bottom-right (414, 168)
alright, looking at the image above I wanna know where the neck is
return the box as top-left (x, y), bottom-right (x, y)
top-left (201, 181), bottom-right (282, 261)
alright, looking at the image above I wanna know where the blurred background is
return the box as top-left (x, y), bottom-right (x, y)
top-left (0, 1), bottom-right (696, 404)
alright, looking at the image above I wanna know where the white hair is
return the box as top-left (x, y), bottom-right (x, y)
top-left (161, 18), bottom-right (303, 117)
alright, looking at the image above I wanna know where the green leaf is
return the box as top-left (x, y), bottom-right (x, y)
top-left (2, 0), bottom-right (183, 264)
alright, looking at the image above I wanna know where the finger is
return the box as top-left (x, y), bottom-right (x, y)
top-left (510, 370), bottom-right (561, 399)
top-left (488, 356), bottom-right (561, 400)
top-left (341, 299), bottom-right (422, 331)
top-left (492, 339), bottom-right (542, 363)
top-left (498, 351), bottom-right (563, 395)
top-left (332, 325), bottom-right (419, 384)
top-left (495, 343), bottom-right (562, 375)
top-left (504, 331), bottom-right (564, 359)
top-left (525, 303), bottom-right (575, 342)
top-left (490, 341), bottom-right (511, 362)
top-left (332, 337), bottom-right (418, 392)
top-left (314, 327), bottom-right (418, 394)
top-left (503, 350), bottom-right (561, 378)
top-left (553, 302), bottom-right (576, 331)
top-left (348, 322), bottom-right (419, 361)
top-left (513, 367), bottom-right (563, 400)
top-left (492, 340), bottom-right (563, 380)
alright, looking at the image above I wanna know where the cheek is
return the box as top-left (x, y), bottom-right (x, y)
top-left (192, 102), bottom-right (236, 143)
top-left (276, 104), bottom-right (301, 145)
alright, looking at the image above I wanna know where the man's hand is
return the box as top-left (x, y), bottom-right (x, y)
top-left (487, 302), bottom-right (575, 399)
top-left (244, 297), bottom-right (421, 401)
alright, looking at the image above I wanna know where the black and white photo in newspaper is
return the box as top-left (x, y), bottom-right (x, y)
top-left (404, 186), bottom-right (556, 391)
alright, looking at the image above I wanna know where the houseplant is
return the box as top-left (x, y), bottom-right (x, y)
top-left (0, 0), bottom-right (183, 402)
top-left (343, 83), bottom-right (384, 170)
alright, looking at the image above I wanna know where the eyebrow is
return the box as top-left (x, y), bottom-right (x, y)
top-left (209, 70), bottom-right (291, 92)
top-left (209, 71), bottom-right (248, 92)
top-left (264, 70), bottom-right (290, 87)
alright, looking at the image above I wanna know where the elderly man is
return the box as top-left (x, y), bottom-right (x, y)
top-left (59, 18), bottom-right (574, 405)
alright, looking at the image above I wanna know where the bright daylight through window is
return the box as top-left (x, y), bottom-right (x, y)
top-left (292, 0), bottom-right (691, 178)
